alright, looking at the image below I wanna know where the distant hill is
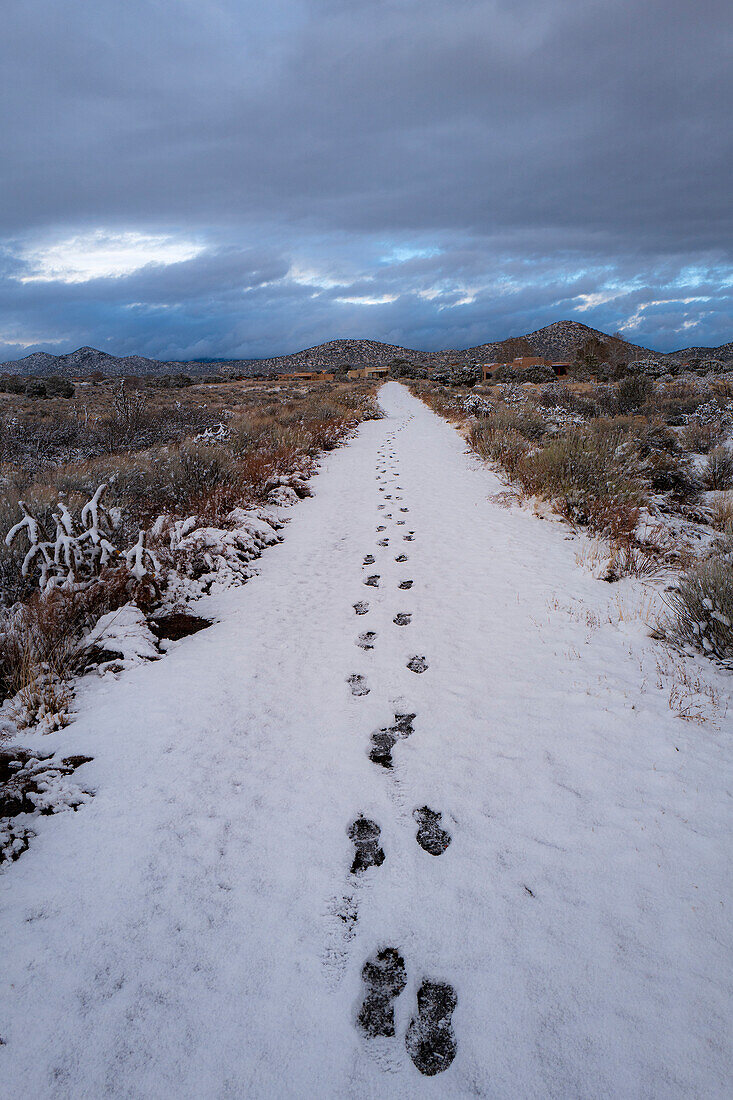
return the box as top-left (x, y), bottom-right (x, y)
top-left (665, 341), bottom-right (733, 361)
top-left (0, 346), bottom-right (223, 379)
top-left (1, 322), bottom-right (730, 378)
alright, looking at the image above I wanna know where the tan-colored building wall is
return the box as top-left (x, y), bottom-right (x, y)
top-left (348, 366), bottom-right (390, 380)
top-left (277, 371), bottom-right (334, 381)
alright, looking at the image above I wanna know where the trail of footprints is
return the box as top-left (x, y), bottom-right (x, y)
top-left (341, 422), bottom-right (457, 1077)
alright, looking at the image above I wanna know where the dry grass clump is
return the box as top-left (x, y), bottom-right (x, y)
top-left (708, 492), bottom-right (733, 532)
top-left (702, 447), bottom-right (733, 491)
top-left (407, 380), bottom-right (463, 420)
top-left (471, 406), bottom-right (546, 442)
top-left (680, 418), bottom-right (727, 454)
top-left (496, 420), bottom-right (644, 539)
top-left (662, 556), bottom-right (733, 663)
top-left (0, 570), bottom-right (131, 713)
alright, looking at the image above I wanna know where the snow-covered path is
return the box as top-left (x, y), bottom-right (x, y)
top-left (2, 382), bottom-right (731, 1098)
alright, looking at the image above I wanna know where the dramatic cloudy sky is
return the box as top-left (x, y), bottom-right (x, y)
top-left (1, 0), bottom-right (731, 361)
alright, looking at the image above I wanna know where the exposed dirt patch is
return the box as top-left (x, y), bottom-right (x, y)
top-left (149, 613), bottom-right (212, 641)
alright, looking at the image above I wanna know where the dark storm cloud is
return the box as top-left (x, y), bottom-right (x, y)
top-left (0, 0), bottom-right (731, 358)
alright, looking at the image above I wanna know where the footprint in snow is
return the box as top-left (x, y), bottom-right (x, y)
top-left (403, 534), bottom-right (415, 542)
top-left (405, 981), bottom-right (458, 1076)
top-left (395, 554), bottom-right (408, 563)
top-left (414, 807), bottom-right (451, 855)
top-left (396, 521), bottom-right (405, 526)
top-left (400, 507), bottom-right (409, 513)
top-left (369, 713), bottom-right (415, 768)
top-left (399, 580), bottom-right (413, 590)
top-left (348, 674), bottom-right (370, 696)
top-left (363, 554), bottom-right (375, 565)
top-left (377, 525), bottom-right (386, 532)
top-left (364, 575), bottom-right (380, 587)
top-left (393, 613), bottom-right (412, 626)
top-left (354, 601), bottom-right (370, 615)
top-left (378, 538), bottom-right (389, 547)
top-left (357, 949), bottom-right (407, 1038)
top-left (348, 816), bottom-right (385, 873)
top-left (357, 631), bottom-right (377, 650)
top-left (407, 655), bottom-right (429, 674)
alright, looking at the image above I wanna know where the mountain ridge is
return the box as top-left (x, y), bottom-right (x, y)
top-left (2, 321), bottom-right (730, 378)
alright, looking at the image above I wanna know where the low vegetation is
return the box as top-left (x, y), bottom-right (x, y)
top-left (0, 377), bottom-right (381, 727)
top-left (410, 373), bottom-right (733, 666)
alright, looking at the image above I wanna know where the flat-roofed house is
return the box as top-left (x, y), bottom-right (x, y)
top-left (277, 371), bottom-right (334, 382)
top-left (481, 356), bottom-right (565, 382)
top-left (347, 366), bottom-right (390, 380)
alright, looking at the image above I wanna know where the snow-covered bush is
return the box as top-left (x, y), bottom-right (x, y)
top-left (193, 422), bottom-right (231, 445)
top-left (694, 400), bottom-right (732, 427)
top-left (78, 602), bottom-right (159, 673)
top-left (173, 508), bottom-right (283, 588)
top-left (664, 556), bottom-right (733, 663)
top-left (493, 363), bottom-right (557, 384)
top-left (4, 486), bottom-right (159, 594)
top-left (432, 365), bottom-right (480, 387)
top-left (627, 358), bottom-right (668, 379)
top-left (462, 394), bottom-right (495, 417)
top-left (1, 746), bottom-right (92, 863)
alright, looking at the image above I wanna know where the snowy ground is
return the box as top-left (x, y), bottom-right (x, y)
top-left (1, 382), bottom-right (731, 1098)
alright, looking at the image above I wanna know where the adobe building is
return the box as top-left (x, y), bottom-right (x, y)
top-left (481, 357), bottom-right (570, 382)
top-left (347, 366), bottom-right (390, 380)
top-left (277, 371), bottom-right (334, 382)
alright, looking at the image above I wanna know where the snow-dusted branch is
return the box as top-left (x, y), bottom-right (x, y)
top-left (4, 487), bottom-right (160, 593)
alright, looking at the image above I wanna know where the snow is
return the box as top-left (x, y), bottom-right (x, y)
top-left (1, 383), bottom-right (731, 1097)
top-left (80, 602), bottom-right (159, 669)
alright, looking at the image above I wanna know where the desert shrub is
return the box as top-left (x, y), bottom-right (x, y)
top-left (702, 447), bottom-right (733, 491)
top-left (469, 425), bottom-right (530, 478)
top-left (0, 569), bottom-right (130, 702)
top-left (663, 556), bottom-right (733, 662)
top-left (45, 377), bottom-right (75, 398)
top-left (472, 406), bottom-right (546, 443)
top-left (536, 384), bottom-right (598, 418)
top-left (680, 418), bottom-right (726, 454)
top-left (513, 423), bottom-right (643, 535)
top-left (432, 365), bottom-right (480, 387)
top-left (625, 421), bottom-right (699, 498)
top-left (614, 374), bottom-right (654, 414)
top-left (408, 381), bottom-right (462, 419)
top-left (0, 375), bottom-right (25, 394)
top-left (708, 492), bottom-right (733, 532)
top-left (644, 450), bottom-right (699, 496)
top-left (492, 364), bottom-right (555, 384)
